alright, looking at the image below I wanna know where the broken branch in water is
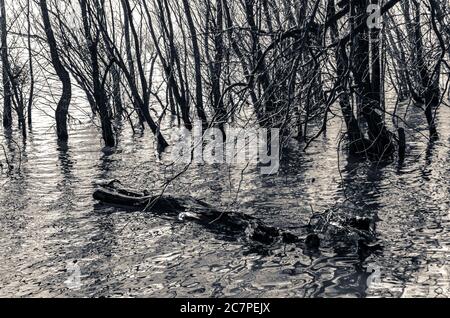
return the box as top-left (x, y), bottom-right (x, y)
top-left (93, 180), bottom-right (383, 259)
top-left (93, 180), bottom-right (306, 247)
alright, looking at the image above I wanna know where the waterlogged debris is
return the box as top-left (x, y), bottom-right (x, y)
top-left (307, 207), bottom-right (383, 259)
top-left (344, 216), bottom-right (375, 233)
top-left (357, 240), bottom-right (383, 260)
top-left (177, 212), bottom-right (201, 222)
top-left (94, 180), bottom-right (302, 250)
top-left (178, 212), bottom-right (187, 222)
top-left (94, 180), bottom-right (383, 260)
top-left (281, 232), bottom-right (300, 244)
top-left (305, 234), bottom-right (321, 250)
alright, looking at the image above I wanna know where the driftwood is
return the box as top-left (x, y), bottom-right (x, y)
top-left (93, 180), bottom-right (305, 246)
top-left (93, 180), bottom-right (382, 258)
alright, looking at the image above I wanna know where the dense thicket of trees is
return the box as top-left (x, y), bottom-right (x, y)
top-left (0, 0), bottom-right (449, 160)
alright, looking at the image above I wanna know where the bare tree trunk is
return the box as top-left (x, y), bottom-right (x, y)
top-left (26, 0), bottom-right (34, 128)
top-left (262, 0), bottom-right (274, 34)
top-left (210, 0), bottom-right (226, 136)
top-left (428, 0), bottom-right (450, 57)
top-left (385, 13), bottom-right (410, 101)
top-left (371, 0), bottom-right (381, 108)
top-left (143, 0), bottom-right (192, 129)
top-left (412, 0), bottom-right (439, 138)
top-left (243, 0), bottom-right (276, 127)
top-left (328, 0), bottom-right (365, 155)
top-left (181, 0), bottom-right (208, 126)
top-left (96, 2), bottom-right (169, 152)
top-left (222, 0), bottom-right (259, 112)
top-left (123, 0), bottom-right (163, 138)
top-left (12, 86), bottom-right (27, 138)
top-left (352, 0), bottom-right (394, 158)
top-left (106, 0), bottom-right (123, 118)
top-left (120, 0), bottom-right (144, 129)
top-left (39, 0), bottom-right (72, 142)
top-left (0, 0), bottom-right (12, 129)
top-left (111, 66), bottom-right (123, 118)
top-left (80, 0), bottom-right (115, 147)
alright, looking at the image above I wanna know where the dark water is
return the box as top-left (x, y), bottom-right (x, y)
top-left (0, 103), bottom-right (449, 298)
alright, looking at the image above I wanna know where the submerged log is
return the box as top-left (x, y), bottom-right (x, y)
top-left (93, 180), bottom-right (303, 246)
top-left (93, 180), bottom-right (382, 259)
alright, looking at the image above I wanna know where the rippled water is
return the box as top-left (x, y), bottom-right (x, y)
top-left (0, 102), bottom-right (449, 298)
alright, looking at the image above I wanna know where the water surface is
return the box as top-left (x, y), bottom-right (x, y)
top-left (0, 103), bottom-right (449, 298)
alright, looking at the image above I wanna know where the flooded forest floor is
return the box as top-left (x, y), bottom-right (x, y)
top-left (0, 103), bottom-right (449, 298)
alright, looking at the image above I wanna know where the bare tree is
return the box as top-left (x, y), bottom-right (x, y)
top-left (39, 0), bottom-right (72, 142)
top-left (79, 0), bottom-right (115, 147)
top-left (0, 0), bottom-right (12, 129)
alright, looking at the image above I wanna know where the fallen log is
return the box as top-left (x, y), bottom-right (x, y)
top-left (93, 180), bottom-right (303, 246)
top-left (93, 180), bottom-right (382, 259)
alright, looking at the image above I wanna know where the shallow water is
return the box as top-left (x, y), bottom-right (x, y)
top-left (0, 103), bottom-right (449, 298)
